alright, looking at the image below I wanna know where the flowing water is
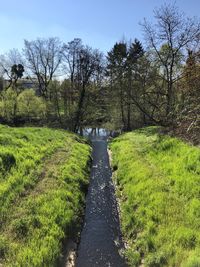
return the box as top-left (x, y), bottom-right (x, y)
top-left (75, 128), bottom-right (127, 267)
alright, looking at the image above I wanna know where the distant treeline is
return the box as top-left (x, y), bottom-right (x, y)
top-left (0, 3), bottom-right (199, 143)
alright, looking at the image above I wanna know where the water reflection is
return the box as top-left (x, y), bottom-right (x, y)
top-left (80, 128), bottom-right (110, 137)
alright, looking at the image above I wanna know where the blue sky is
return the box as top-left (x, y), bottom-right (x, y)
top-left (1, 0), bottom-right (200, 54)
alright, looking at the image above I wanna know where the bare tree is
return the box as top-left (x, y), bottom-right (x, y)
top-left (142, 3), bottom-right (200, 122)
top-left (24, 37), bottom-right (63, 99)
top-left (62, 38), bottom-right (83, 85)
top-left (62, 38), bottom-right (83, 120)
top-left (0, 49), bottom-right (24, 89)
top-left (73, 46), bottom-right (104, 132)
top-left (62, 39), bottom-right (104, 132)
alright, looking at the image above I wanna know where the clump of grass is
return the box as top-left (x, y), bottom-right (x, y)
top-left (110, 126), bottom-right (200, 267)
top-left (0, 124), bottom-right (91, 266)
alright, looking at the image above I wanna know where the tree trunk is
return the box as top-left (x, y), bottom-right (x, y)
top-left (55, 89), bottom-right (62, 125)
top-left (120, 83), bottom-right (126, 129)
top-left (166, 80), bottom-right (174, 122)
top-left (127, 101), bottom-right (131, 131)
top-left (74, 84), bottom-right (86, 133)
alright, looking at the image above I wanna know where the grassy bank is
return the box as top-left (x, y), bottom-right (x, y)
top-left (0, 124), bottom-right (91, 266)
top-left (110, 127), bottom-right (200, 267)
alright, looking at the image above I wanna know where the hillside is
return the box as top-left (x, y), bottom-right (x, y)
top-left (0, 125), bottom-right (91, 266)
top-left (110, 127), bottom-right (200, 267)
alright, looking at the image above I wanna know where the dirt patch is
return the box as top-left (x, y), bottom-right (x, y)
top-left (59, 240), bottom-right (77, 267)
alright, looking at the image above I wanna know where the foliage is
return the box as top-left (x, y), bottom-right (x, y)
top-left (0, 124), bottom-right (91, 266)
top-left (0, 88), bottom-right (46, 123)
top-left (0, 3), bottom-right (199, 138)
top-left (142, 3), bottom-right (200, 123)
top-left (106, 39), bottom-right (145, 130)
top-left (175, 51), bottom-right (200, 144)
top-left (17, 89), bottom-right (46, 120)
top-left (110, 127), bottom-right (200, 266)
top-left (11, 64), bottom-right (24, 82)
top-left (0, 88), bottom-right (17, 122)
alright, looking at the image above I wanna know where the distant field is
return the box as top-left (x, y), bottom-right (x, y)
top-left (110, 127), bottom-right (200, 267)
top-left (0, 125), bottom-right (91, 266)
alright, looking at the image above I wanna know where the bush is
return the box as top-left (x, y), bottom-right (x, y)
top-left (17, 89), bottom-right (46, 121)
top-left (0, 87), bottom-right (17, 122)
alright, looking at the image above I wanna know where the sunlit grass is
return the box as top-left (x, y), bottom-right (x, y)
top-left (0, 124), bottom-right (91, 266)
top-left (110, 126), bottom-right (200, 267)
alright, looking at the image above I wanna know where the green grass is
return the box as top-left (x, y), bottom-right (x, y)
top-left (0, 124), bottom-right (91, 266)
top-left (110, 126), bottom-right (200, 267)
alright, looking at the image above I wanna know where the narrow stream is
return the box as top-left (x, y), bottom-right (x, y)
top-left (76, 129), bottom-right (127, 267)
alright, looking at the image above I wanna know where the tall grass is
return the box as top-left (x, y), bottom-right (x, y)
top-left (0, 124), bottom-right (91, 266)
top-left (110, 127), bottom-right (200, 267)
